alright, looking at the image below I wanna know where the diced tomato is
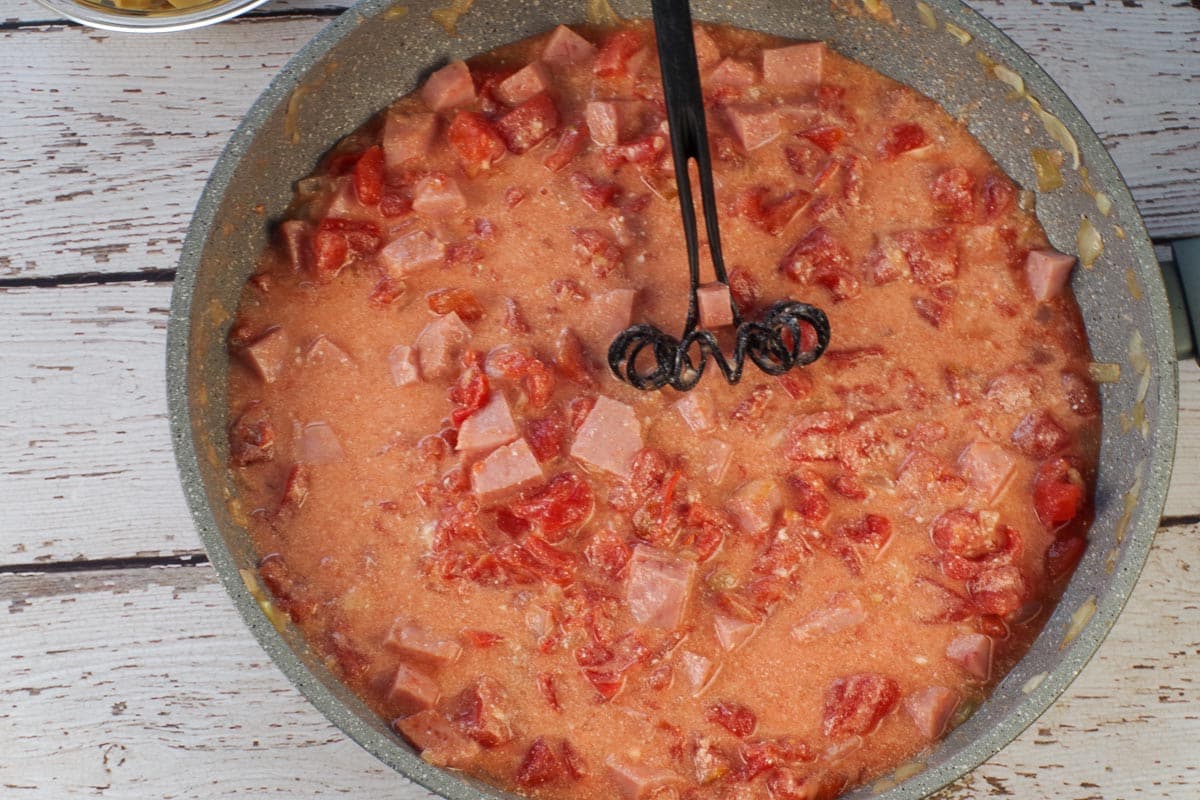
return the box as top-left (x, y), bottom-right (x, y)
top-left (1033, 456), bottom-right (1085, 527)
top-left (967, 564), bottom-right (1030, 617)
top-left (448, 351), bottom-right (490, 426)
top-left (822, 673), bottom-right (900, 738)
top-left (594, 29), bottom-right (643, 78)
top-left (416, 431), bottom-right (452, 466)
top-left (930, 508), bottom-right (1006, 560)
top-left (427, 287), bottom-right (485, 323)
top-left (1046, 534), bottom-right (1087, 581)
top-left (352, 145), bottom-right (385, 205)
top-left (599, 133), bottom-right (667, 169)
top-left (488, 347), bottom-right (556, 409)
top-left (312, 229), bottom-right (349, 280)
top-left (572, 228), bottom-right (623, 277)
top-left (554, 327), bottom-right (594, 386)
top-left (463, 630), bottom-right (503, 648)
top-left (452, 676), bottom-right (514, 747)
top-left (379, 187), bottom-right (413, 218)
top-left (739, 737), bottom-right (815, 781)
top-left (229, 406), bottom-right (275, 466)
top-left (582, 668), bottom-right (623, 700)
top-left (706, 701), bottom-right (758, 738)
top-left (981, 173), bottom-right (1016, 220)
top-left (509, 472), bottom-right (595, 541)
top-left (445, 240), bottom-right (484, 268)
top-left (544, 124), bottom-right (589, 172)
top-left (570, 171), bottom-right (621, 210)
top-left (879, 122), bottom-right (928, 159)
top-left (560, 740), bottom-right (587, 781)
top-left (318, 218), bottom-right (381, 255)
top-left (536, 673), bottom-right (562, 713)
top-left (779, 227), bottom-right (851, 285)
top-left (584, 528), bottom-right (632, 579)
top-left (503, 297), bottom-right (531, 334)
top-left (930, 166), bottom-right (976, 222)
top-left (838, 514), bottom-right (892, 550)
top-left (830, 473), bottom-right (867, 500)
top-left (448, 111), bottom-right (507, 176)
top-left (727, 266), bottom-right (761, 315)
top-left (732, 186), bottom-right (811, 236)
top-left (516, 737), bottom-right (563, 788)
top-left (497, 93), bottom-right (560, 154)
top-left (731, 384), bottom-right (775, 430)
top-left (800, 125), bottom-right (846, 153)
top-left (525, 414), bottom-right (567, 462)
top-left (1011, 410), bottom-right (1070, 458)
top-left (567, 396), bottom-right (596, 431)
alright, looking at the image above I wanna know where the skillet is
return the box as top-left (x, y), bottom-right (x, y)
top-left (166, 1), bottom-right (1197, 797)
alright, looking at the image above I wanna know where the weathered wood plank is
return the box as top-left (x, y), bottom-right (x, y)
top-left (2, 281), bottom-right (1198, 564)
top-left (3, 521), bottom-right (1197, 798)
top-left (0, 0), bottom-right (1196, 282)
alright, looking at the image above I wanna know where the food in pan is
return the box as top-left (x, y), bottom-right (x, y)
top-left (226, 20), bottom-right (1098, 800)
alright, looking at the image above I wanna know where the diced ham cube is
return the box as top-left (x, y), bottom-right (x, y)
top-left (679, 650), bottom-right (714, 692)
top-left (395, 709), bottom-right (482, 768)
top-left (1010, 410), bottom-right (1070, 458)
top-left (701, 439), bottom-right (733, 484)
top-left (586, 100), bottom-right (622, 146)
top-left (387, 663), bottom-right (440, 715)
top-left (382, 111), bottom-right (437, 169)
top-left (542, 24), bottom-right (596, 66)
top-left (707, 57), bottom-right (757, 88)
top-left (626, 545), bottom-right (697, 629)
top-left (495, 61), bottom-right (552, 106)
top-left (456, 393), bottom-right (518, 453)
top-left (778, 102), bottom-right (821, 127)
top-left (674, 391), bottom-right (715, 433)
top-left (412, 174), bottom-right (467, 219)
top-left (762, 42), bottom-right (824, 89)
top-left (725, 105), bottom-right (782, 152)
top-left (420, 60), bottom-right (476, 111)
top-left (583, 288), bottom-right (637, 355)
top-left (727, 478), bottom-right (783, 535)
top-left (696, 282), bottom-right (735, 328)
top-left (297, 421), bottom-right (344, 465)
top-left (904, 686), bottom-right (960, 739)
top-left (957, 440), bottom-right (1016, 502)
top-left (693, 24), bottom-right (721, 69)
top-left (605, 756), bottom-right (684, 800)
top-left (1025, 249), bottom-right (1076, 302)
top-left (278, 219), bottom-right (311, 272)
top-left (414, 312), bottom-right (472, 379)
top-left (242, 327), bottom-right (289, 383)
top-left (713, 613), bottom-right (757, 652)
top-left (388, 344), bottom-right (421, 386)
top-left (384, 619), bottom-right (462, 666)
top-left (570, 395), bottom-right (643, 479)
top-left (453, 675), bottom-right (515, 747)
top-left (303, 335), bottom-right (352, 367)
top-left (471, 438), bottom-right (545, 503)
top-left (946, 633), bottom-right (993, 680)
top-left (379, 230), bottom-right (445, 277)
top-left (791, 592), bottom-right (865, 643)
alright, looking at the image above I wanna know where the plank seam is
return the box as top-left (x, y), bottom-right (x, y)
top-left (0, 269), bottom-right (176, 288)
top-left (0, 552), bottom-right (208, 575)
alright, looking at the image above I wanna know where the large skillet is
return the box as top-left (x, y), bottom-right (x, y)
top-left (167, 1), bottom-right (1195, 797)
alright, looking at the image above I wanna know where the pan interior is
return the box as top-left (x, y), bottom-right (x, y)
top-left (167, 2), bottom-right (1177, 799)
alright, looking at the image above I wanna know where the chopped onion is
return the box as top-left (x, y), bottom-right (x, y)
top-left (1021, 671), bottom-right (1047, 695)
top-left (861, 0), bottom-right (893, 22)
top-left (916, 0), bottom-right (937, 29)
top-left (1087, 361), bottom-right (1121, 383)
top-left (1031, 148), bottom-right (1064, 192)
top-left (1129, 328), bottom-right (1148, 375)
top-left (1077, 216), bottom-right (1103, 269)
top-left (993, 64), bottom-right (1025, 97)
top-left (1060, 596), bottom-right (1097, 649)
top-left (431, 0), bottom-right (474, 35)
top-left (944, 22), bottom-right (971, 45)
top-left (586, 0), bottom-right (621, 25)
top-left (1095, 191), bottom-right (1113, 216)
top-left (1017, 189), bottom-right (1036, 213)
top-left (1125, 268), bottom-right (1144, 301)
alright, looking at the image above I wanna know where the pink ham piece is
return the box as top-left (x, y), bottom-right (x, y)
top-left (605, 756), bottom-right (684, 800)
top-left (1025, 249), bottom-right (1076, 302)
top-left (946, 633), bottom-right (994, 680)
top-left (456, 393), bottom-right (519, 453)
top-left (388, 345), bottom-right (421, 386)
top-left (395, 709), bottom-right (482, 768)
top-left (297, 421), bottom-right (344, 465)
top-left (542, 24), bottom-right (596, 66)
top-left (303, 335), bottom-right (352, 367)
top-left (778, 102), bottom-right (820, 128)
top-left (414, 312), bottom-right (472, 379)
top-left (626, 545), bottom-right (697, 629)
top-left (412, 174), bottom-right (467, 219)
top-left (713, 613), bottom-right (757, 652)
top-left (384, 619), bottom-right (462, 666)
top-left (496, 62), bottom-right (552, 106)
top-left (421, 60), bottom-right (476, 111)
top-left (674, 391), bottom-right (715, 433)
top-left (725, 105), bottom-right (782, 152)
top-left (278, 219), bottom-right (311, 272)
top-left (678, 650), bottom-right (714, 692)
top-left (708, 58), bottom-right (756, 88)
top-left (791, 592), bottom-right (866, 643)
top-left (957, 440), bottom-right (1016, 502)
top-left (470, 438), bottom-right (545, 503)
top-left (321, 179), bottom-right (371, 220)
top-left (693, 25), bottom-right (721, 69)
top-left (904, 686), bottom-right (960, 739)
top-left (387, 663), bottom-right (440, 715)
top-left (762, 42), bottom-right (824, 89)
top-left (570, 395), bottom-right (643, 480)
top-left (700, 439), bottom-right (733, 484)
top-left (585, 100), bottom-right (623, 146)
top-left (382, 111), bottom-right (437, 169)
top-left (242, 327), bottom-right (289, 383)
top-left (727, 478), bottom-right (783, 535)
top-left (696, 282), bottom-right (735, 328)
top-left (379, 230), bottom-right (445, 278)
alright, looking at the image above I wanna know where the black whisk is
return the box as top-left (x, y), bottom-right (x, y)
top-left (607, 0), bottom-right (831, 391)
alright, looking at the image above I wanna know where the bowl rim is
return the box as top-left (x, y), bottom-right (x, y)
top-left (32, 0), bottom-right (272, 33)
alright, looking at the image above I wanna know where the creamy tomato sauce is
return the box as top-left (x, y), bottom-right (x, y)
top-left (226, 20), bottom-right (1099, 800)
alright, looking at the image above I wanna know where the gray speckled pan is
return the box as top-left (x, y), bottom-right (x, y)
top-left (167, 2), bottom-right (1181, 798)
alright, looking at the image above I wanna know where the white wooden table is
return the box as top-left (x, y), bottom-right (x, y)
top-left (1, 1), bottom-right (1197, 797)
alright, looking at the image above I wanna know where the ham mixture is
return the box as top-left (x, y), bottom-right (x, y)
top-left (226, 21), bottom-right (1099, 800)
